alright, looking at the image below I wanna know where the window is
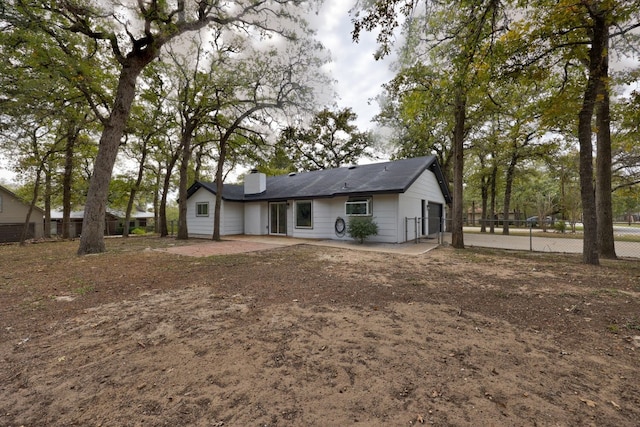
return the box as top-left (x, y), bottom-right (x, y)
top-left (345, 197), bottom-right (372, 216)
top-left (196, 202), bottom-right (209, 217)
top-left (295, 200), bottom-right (313, 228)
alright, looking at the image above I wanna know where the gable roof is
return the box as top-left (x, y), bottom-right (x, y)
top-left (188, 156), bottom-right (451, 203)
top-left (0, 184), bottom-right (45, 215)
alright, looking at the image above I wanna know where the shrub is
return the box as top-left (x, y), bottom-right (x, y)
top-left (130, 227), bottom-right (146, 235)
top-left (347, 216), bottom-right (378, 243)
top-left (554, 220), bottom-right (566, 234)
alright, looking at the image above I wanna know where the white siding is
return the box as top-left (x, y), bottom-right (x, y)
top-left (398, 168), bottom-right (447, 239)
top-left (286, 202), bottom-right (293, 236)
top-left (324, 198), bottom-right (351, 240)
top-left (404, 168), bottom-right (446, 206)
top-left (259, 203), bottom-right (269, 235)
top-left (186, 188), bottom-right (216, 238)
top-left (368, 194), bottom-right (401, 242)
top-left (245, 202), bottom-right (269, 235)
top-left (187, 191), bottom-right (246, 238)
top-left (287, 195), bottom-right (401, 243)
top-left (290, 198), bottom-right (334, 240)
top-left (222, 202), bottom-right (244, 235)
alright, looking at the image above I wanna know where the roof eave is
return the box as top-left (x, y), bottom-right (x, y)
top-left (429, 162), bottom-right (452, 204)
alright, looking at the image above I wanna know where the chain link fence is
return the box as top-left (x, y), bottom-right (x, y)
top-left (439, 218), bottom-right (640, 259)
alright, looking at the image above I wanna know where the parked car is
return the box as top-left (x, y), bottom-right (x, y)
top-left (526, 216), bottom-right (553, 227)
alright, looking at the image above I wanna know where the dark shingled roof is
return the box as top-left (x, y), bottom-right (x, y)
top-left (187, 156), bottom-right (451, 203)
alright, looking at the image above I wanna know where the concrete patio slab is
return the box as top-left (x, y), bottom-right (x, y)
top-left (160, 235), bottom-right (442, 257)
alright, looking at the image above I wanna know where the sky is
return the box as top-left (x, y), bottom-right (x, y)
top-left (309, 0), bottom-right (396, 131)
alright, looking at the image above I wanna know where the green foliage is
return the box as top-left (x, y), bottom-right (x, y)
top-left (0, 3), bottom-right (109, 218)
top-left (554, 220), bottom-right (566, 234)
top-left (272, 107), bottom-right (374, 171)
top-left (347, 216), bottom-right (379, 244)
top-left (130, 227), bottom-right (146, 235)
top-left (164, 202), bottom-right (179, 224)
top-left (108, 176), bottom-right (136, 211)
top-left (255, 144), bottom-right (297, 176)
top-left (375, 63), bottom-right (453, 172)
top-left (352, 0), bottom-right (640, 260)
top-left (535, 193), bottom-right (556, 231)
top-left (612, 92), bottom-right (640, 195)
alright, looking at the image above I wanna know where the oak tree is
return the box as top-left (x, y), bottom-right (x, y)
top-left (4, 0), bottom-right (317, 254)
top-left (275, 107), bottom-right (374, 171)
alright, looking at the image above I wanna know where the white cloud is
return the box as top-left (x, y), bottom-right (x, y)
top-left (309, 0), bottom-right (396, 131)
top-left (0, 154), bottom-right (16, 185)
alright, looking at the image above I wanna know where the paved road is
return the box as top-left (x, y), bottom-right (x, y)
top-left (445, 229), bottom-right (640, 259)
top-left (614, 225), bottom-right (640, 235)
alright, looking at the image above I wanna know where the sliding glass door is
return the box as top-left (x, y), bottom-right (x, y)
top-left (269, 202), bottom-right (287, 235)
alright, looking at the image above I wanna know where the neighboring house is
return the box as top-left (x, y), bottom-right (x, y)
top-left (186, 156), bottom-right (451, 243)
top-left (50, 208), bottom-right (154, 238)
top-left (0, 184), bottom-right (45, 243)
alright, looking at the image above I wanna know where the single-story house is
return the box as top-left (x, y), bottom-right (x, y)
top-left (50, 208), bottom-right (154, 238)
top-left (186, 156), bottom-right (451, 243)
top-left (0, 184), bottom-right (45, 243)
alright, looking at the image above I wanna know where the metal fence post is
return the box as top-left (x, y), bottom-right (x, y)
top-left (405, 217), bottom-right (408, 243)
top-left (529, 222), bottom-right (533, 251)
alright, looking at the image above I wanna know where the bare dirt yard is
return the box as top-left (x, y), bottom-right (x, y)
top-left (1, 236), bottom-right (639, 426)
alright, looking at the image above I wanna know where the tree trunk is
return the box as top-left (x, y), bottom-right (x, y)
top-left (478, 157), bottom-right (489, 233)
top-left (559, 163), bottom-right (567, 220)
top-left (194, 144), bottom-right (204, 182)
top-left (502, 154), bottom-right (517, 235)
top-left (177, 125), bottom-right (195, 240)
top-left (123, 180), bottom-right (135, 238)
top-left (596, 27), bottom-right (616, 259)
top-left (213, 141), bottom-right (228, 241)
top-left (489, 161), bottom-right (497, 234)
top-left (77, 60), bottom-right (147, 255)
top-left (153, 162), bottom-right (161, 233)
top-left (451, 90), bottom-right (466, 249)
top-left (20, 166), bottom-right (44, 245)
top-left (159, 186), bottom-right (169, 237)
top-left (577, 14), bottom-right (607, 265)
top-left (62, 125), bottom-right (76, 239)
top-left (159, 151), bottom-right (181, 237)
top-left (480, 176), bottom-right (489, 233)
top-left (123, 138), bottom-right (149, 237)
top-left (44, 165), bottom-right (52, 238)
